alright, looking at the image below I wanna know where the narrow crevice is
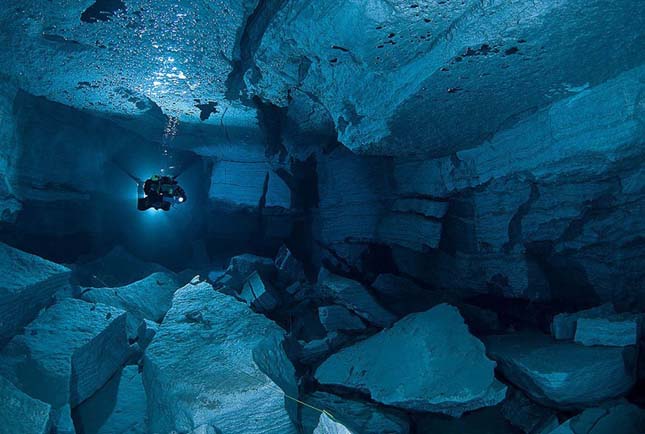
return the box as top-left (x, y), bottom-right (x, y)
top-left (503, 181), bottom-right (540, 253)
top-left (225, 0), bottom-right (288, 102)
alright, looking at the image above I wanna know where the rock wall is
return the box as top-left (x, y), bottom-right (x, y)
top-left (0, 82), bottom-right (21, 223)
top-left (297, 65), bottom-right (645, 311)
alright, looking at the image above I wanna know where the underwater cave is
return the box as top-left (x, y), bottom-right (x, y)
top-left (0, 1), bottom-right (644, 433)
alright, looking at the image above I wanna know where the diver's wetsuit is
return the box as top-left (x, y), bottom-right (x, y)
top-left (137, 175), bottom-right (186, 211)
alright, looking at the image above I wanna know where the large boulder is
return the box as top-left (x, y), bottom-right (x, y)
top-left (81, 272), bottom-right (181, 322)
top-left (485, 333), bottom-right (636, 408)
top-left (143, 282), bottom-right (298, 434)
top-left (0, 375), bottom-right (51, 434)
top-left (315, 303), bottom-right (506, 416)
top-left (0, 298), bottom-right (140, 409)
top-left (74, 365), bottom-right (146, 434)
top-left (300, 392), bottom-right (409, 434)
top-left (0, 243), bottom-right (70, 344)
top-left (317, 268), bottom-right (396, 328)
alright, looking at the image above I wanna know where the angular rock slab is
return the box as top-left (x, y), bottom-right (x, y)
top-left (318, 305), bottom-right (365, 332)
top-left (215, 254), bottom-right (277, 292)
top-left (241, 271), bottom-right (279, 313)
top-left (575, 315), bottom-right (640, 347)
top-left (0, 298), bottom-right (139, 408)
top-left (317, 268), bottom-right (396, 328)
top-left (143, 282), bottom-right (298, 434)
top-left (0, 242), bottom-right (70, 343)
top-left (74, 365), bottom-right (146, 434)
top-left (485, 333), bottom-right (636, 409)
top-left (314, 413), bottom-right (353, 434)
top-left (81, 272), bottom-right (181, 322)
top-left (0, 375), bottom-right (51, 434)
top-left (316, 304), bottom-right (506, 416)
top-left (551, 304), bottom-right (616, 340)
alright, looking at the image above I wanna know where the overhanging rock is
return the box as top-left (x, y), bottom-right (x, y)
top-left (315, 303), bottom-right (506, 417)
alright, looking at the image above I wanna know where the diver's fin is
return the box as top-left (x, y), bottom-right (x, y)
top-left (109, 159), bottom-right (143, 184)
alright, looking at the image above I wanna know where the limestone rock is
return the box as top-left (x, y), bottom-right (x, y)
top-left (543, 401), bottom-right (645, 434)
top-left (240, 271), bottom-right (279, 313)
top-left (391, 199), bottom-right (448, 219)
top-left (190, 425), bottom-right (217, 434)
top-left (317, 268), bottom-right (396, 328)
top-left (575, 315), bottom-right (640, 347)
top-left (275, 245), bottom-right (306, 283)
top-left (376, 212), bottom-right (442, 252)
top-left (216, 254), bottom-right (277, 292)
top-left (0, 298), bottom-right (140, 408)
top-left (485, 333), bottom-right (636, 408)
top-left (210, 160), bottom-right (290, 208)
top-left (314, 413), bottom-right (353, 434)
top-left (316, 304), bottom-right (506, 416)
top-left (143, 282), bottom-right (297, 434)
top-left (74, 366), bottom-right (146, 434)
top-left (298, 333), bottom-right (352, 366)
top-left (551, 304), bottom-right (616, 340)
top-left (138, 319), bottom-right (158, 350)
top-left (0, 243), bottom-right (70, 343)
top-left (0, 375), bottom-right (51, 434)
top-left (52, 405), bottom-right (75, 434)
top-left (500, 387), bottom-right (558, 434)
top-left (81, 272), bottom-right (180, 322)
top-left (319, 306), bottom-right (365, 332)
top-left (253, 332), bottom-right (299, 424)
top-left (300, 392), bottom-right (409, 434)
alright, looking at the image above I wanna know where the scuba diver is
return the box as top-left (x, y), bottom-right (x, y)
top-left (137, 174), bottom-right (187, 211)
top-left (109, 161), bottom-right (190, 212)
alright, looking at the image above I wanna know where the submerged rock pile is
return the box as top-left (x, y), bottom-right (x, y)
top-left (1, 243), bottom-right (644, 433)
